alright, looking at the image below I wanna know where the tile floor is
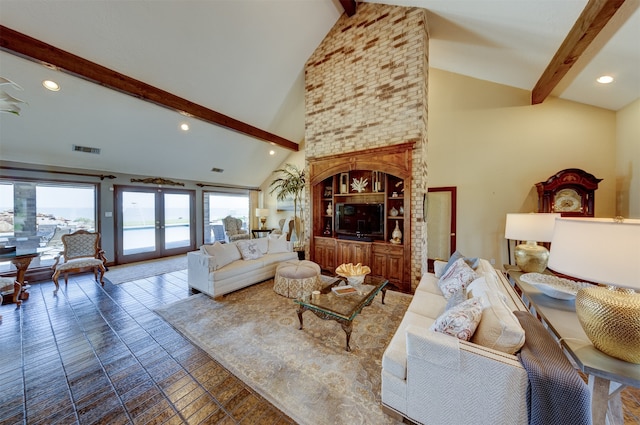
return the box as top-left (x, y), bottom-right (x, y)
top-left (0, 269), bottom-right (295, 425)
top-left (0, 268), bottom-right (638, 425)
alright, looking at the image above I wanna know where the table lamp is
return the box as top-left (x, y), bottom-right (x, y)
top-left (255, 208), bottom-right (269, 230)
top-left (548, 217), bottom-right (640, 363)
top-left (505, 213), bottom-right (560, 273)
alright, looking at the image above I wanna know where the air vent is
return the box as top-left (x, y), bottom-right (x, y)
top-left (72, 145), bottom-right (101, 154)
top-left (211, 167), bottom-right (224, 173)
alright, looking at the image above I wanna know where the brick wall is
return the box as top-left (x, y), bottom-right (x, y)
top-left (304, 3), bottom-right (429, 290)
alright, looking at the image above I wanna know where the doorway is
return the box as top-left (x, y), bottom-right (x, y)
top-left (426, 187), bottom-right (457, 272)
top-left (115, 186), bottom-right (195, 264)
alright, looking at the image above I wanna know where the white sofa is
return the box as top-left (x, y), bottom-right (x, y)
top-left (187, 236), bottom-right (298, 297)
top-left (381, 257), bottom-right (530, 425)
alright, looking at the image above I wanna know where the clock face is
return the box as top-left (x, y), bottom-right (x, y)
top-left (554, 189), bottom-right (582, 212)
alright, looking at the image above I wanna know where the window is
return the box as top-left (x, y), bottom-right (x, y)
top-left (0, 180), bottom-right (98, 272)
top-left (203, 192), bottom-right (249, 244)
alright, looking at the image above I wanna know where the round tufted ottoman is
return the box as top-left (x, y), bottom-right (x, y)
top-left (273, 260), bottom-right (321, 298)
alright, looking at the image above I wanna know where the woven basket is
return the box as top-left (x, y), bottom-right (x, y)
top-left (575, 286), bottom-right (640, 364)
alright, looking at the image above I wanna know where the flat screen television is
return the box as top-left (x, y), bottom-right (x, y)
top-left (335, 202), bottom-right (384, 240)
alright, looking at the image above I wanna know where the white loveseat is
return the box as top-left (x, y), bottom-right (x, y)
top-left (187, 236), bottom-right (298, 297)
top-left (381, 257), bottom-right (530, 425)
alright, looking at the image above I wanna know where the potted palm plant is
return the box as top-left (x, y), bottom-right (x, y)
top-left (269, 163), bottom-right (306, 259)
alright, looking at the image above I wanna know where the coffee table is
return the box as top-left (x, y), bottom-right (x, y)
top-left (295, 275), bottom-right (388, 351)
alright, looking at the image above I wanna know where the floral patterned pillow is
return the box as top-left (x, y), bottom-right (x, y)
top-left (236, 240), bottom-right (263, 260)
top-left (438, 258), bottom-right (479, 300)
top-left (430, 297), bottom-right (483, 341)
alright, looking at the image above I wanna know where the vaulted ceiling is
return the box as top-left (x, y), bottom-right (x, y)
top-left (1, 0), bottom-right (638, 188)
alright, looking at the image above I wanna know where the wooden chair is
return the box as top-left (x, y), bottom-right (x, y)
top-left (51, 230), bottom-right (107, 294)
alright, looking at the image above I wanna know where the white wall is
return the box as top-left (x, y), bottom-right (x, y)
top-left (258, 142), bottom-right (306, 230)
top-left (616, 98), bottom-right (640, 218)
top-left (427, 69), bottom-right (617, 266)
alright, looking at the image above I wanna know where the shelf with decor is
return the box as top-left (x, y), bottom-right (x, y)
top-left (308, 144), bottom-right (414, 292)
top-left (386, 175), bottom-right (405, 245)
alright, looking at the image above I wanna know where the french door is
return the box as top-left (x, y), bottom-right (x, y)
top-left (115, 186), bottom-right (195, 264)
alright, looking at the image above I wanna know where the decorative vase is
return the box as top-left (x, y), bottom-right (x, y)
top-left (514, 241), bottom-right (550, 273)
top-left (399, 206), bottom-right (404, 215)
top-left (575, 286), bottom-right (640, 364)
top-left (391, 221), bottom-right (402, 244)
top-left (326, 202), bottom-right (332, 216)
top-left (390, 206), bottom-right (398, 217)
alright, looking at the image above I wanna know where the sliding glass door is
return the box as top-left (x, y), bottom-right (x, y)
top-left (115, 186), bottom-right (195, 264)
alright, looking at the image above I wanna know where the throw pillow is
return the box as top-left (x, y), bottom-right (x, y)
top-left (442, 250), bottom-right (464, 275)
top-left (254, 237), bottom-right (269, 254)
top-left (433, 260), bottom-right (448, 278)
top-left (438, 258), bottom-right (479, 300)
top-left (267, 234), bottom-right (289, 254)
top-left (236, 240), bottom-right (263, 260)
top-left (445, 288), bottom-right (467, 311)
top-left (467, 275), bottom-right (525, 354)
top-left (442, 250), bottom-right (480, 275)
top-left (430, 297), bottom-right (483, 341)
top-left (201, 242), bottom-right (241, 270)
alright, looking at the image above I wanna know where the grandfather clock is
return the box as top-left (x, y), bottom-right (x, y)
top-left (536, 168), bottom-right (602, 217)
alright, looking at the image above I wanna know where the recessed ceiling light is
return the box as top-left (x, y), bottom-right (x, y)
top-left (42, 80), bottom-right (60, 91)
top-left (596, 75), bottom-right (614, 84)
top-left (269, 150), bottom-right (275, 156)
top-left (180, 123), bottom-right (189, 131)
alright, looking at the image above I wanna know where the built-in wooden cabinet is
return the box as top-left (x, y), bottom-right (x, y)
top-left (313, 237), bottom-right (336, 271)
top-left (371, 242), bottom-right (404, 286)
top-left (308, 143), bottom-right (414, 292)
top-left (336, 239), bottom-right (372, 266)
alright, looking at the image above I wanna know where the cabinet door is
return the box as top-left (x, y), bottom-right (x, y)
top-left (336, 240), bottom-right (371, 266)
top-left (313, 237), bottom-right (336, 271)
top-left (372, 243), bottom-right (404, 285)
top-left (371, 250), bottom-right (388, 278)
top-left (386, 250), bottom-right (404, 284)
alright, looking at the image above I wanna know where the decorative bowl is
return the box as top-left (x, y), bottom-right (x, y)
top-left (576, 286), bottom-right (640, 364)
top-left (520, 272), bottom-right (591, 300)
top-left (336, 263), bottom-right (371, 285)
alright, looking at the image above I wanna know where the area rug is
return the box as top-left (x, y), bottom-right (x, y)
top-left (106, 255), bottom-right (187, 284)
top-left (154, 280), bottom-right (412, 425)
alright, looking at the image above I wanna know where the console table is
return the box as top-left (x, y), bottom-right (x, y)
top-left (505, 267), bottom-right (640, 425)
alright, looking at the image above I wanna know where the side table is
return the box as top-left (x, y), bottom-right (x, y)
top-left (251, 229), bottom-right (272, 238)
top-left (0, 250), bottom-right (40, 307)
top-left (505, 266), bottom-right (640, 425)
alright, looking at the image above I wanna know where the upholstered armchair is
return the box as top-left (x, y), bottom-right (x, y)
top-left (271, 216), bottom-right (295, 241)
top-left (222, 216), bottom-right (250, 242)
top-left (51, 230), bottom-right (107, 294)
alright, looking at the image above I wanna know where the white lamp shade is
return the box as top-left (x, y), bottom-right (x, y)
top-left (505, 213), bottom-right (560, 242)
top-left (548, 218), bottom-right (640, 289)
top-left (255, 208), bottom-right (269, 218)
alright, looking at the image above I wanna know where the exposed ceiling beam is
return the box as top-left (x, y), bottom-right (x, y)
top-left (0, 25), bottom-right (299, 151)
top-left (340, 0), bottom-right (357, 17)
top-left (531, 0), bottom-right (626, 105)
